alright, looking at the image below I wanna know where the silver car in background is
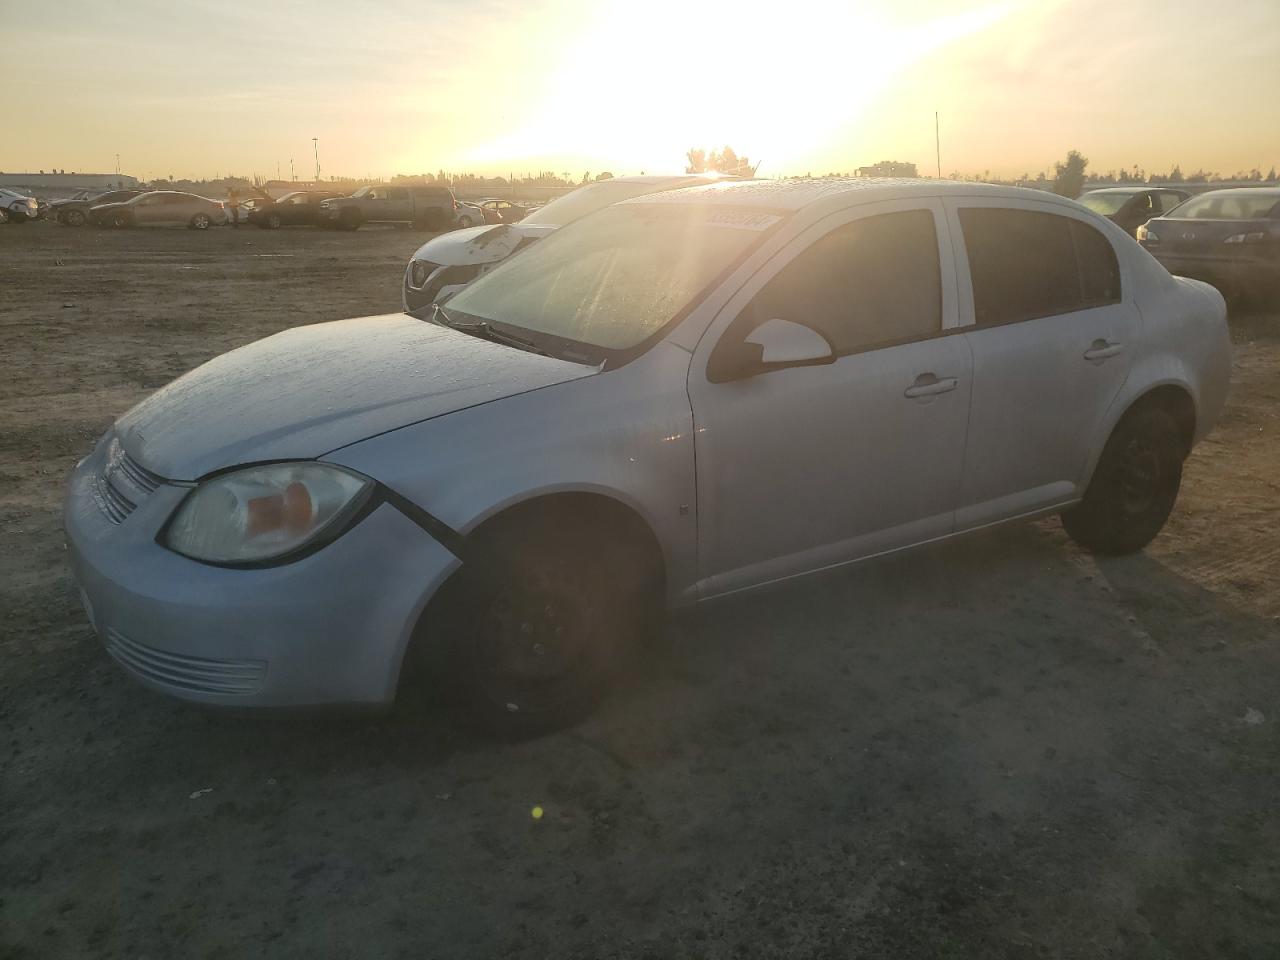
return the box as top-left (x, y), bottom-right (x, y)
top-left (403, 173), bottom-right (738, 313)
top-left (65, 179), bottom-right (1230, 735)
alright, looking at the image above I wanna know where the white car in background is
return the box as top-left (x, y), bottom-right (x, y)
top-left (0, 188), bottom-right (40, 224)
top-left (403, 174), bottom-right (738, 313)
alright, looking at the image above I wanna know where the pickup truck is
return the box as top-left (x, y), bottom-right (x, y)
top-left (320, 185), bottom-right (458, 231)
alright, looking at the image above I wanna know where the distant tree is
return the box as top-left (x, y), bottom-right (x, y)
top-left (1267, 167), bottom-right (1278, 182)
top-left (686, 146), bottom-right (754, 175)
top-left (1168, 165), bottom-right (1184, 183)
top-left (595, 171), bottom-right (614, 181)
top-left (1052, 150), bottom-right (1088, 197)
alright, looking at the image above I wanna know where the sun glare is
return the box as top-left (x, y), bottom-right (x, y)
top-left (466, 1), bottom-right (1019, 175)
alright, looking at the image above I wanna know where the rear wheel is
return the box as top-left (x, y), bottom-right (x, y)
top-left (189, 213), bottom-right (212, 230)
top-left (1061, 407), bottom-right (1184, 555)
top-left (265, 212), bottom-right (282, 230)
top-left (0, 208), bottom-right (8, 225)
top-left (64, 209), bottom-right (87, 227)
top-left (425, 513), bottom-right (656, 737)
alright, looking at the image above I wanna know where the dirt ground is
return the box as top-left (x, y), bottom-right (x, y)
top-left (2, 221), bottom-right (1278, 959)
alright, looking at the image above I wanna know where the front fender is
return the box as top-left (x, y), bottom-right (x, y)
top-left (324, 342), bottom-right (699, 607)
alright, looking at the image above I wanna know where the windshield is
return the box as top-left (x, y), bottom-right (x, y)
top-left (443, 203), bottom-right (781, 357)
top-left (351, 186), bottom-right (373, 198)
top-left (1078, 191), bottom-right (1133, 216)
top-left (521, 180), bottom-right (680, 227)
top-left (1166, 192), bottom-right (1279, 220)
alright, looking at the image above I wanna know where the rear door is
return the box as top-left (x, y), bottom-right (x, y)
top-left (948, 202), bottom-right (1139, 528)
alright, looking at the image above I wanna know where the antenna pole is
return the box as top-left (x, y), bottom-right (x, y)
top-left (935, 112), bottom-right (941, 180)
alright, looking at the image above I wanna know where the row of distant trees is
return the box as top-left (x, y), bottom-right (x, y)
top-left (1048, 150), bottom-right (1278, 198)
top-left (147, 148), bottom-right (1278, 198)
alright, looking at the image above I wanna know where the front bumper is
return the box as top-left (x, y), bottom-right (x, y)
top-left (64, 438), bottom-right (460, 708)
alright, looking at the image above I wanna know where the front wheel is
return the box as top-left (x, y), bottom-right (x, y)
top-left (427, 516), bottom-right (654, 736)
top-left (1061, 407), bottom-right (1184, 555)
top-left (110, 211), bottom-right (130, 228)
top-left (0, 208), bottom-right (10, 224)
top-left (64, 209), bottom-right (87, 227)
top-left (265, 213), bottom-right (282, 229)
top-left (189, 213), bottom-right (212, 230)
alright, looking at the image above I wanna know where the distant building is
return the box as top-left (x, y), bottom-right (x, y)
top-left (855, 161), bottom-right (919, 179)
top-left (0, 172), bottom-right (140, 196)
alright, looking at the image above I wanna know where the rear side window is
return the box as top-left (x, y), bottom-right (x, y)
top-left (960, 208), bottom-right (1120, 325)
top-left (749, 209), bottom-right (942, 354)
top-left (1071, 220), bottom-right (1121, 307)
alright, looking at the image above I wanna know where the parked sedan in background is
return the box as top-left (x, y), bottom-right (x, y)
top-left (1078, 186), bottom-right (1189, 236)
top-left (51, 189), bottom-right (144, 226)
top-left (403, 173), bottom-right (739, 312)
top-left (454, 201), bottom-right (490, 228)
top-left (475, 198), bottom-right (529, 223)
top-left (65, 179), bottom-right (1228, 735)
top-left (1138, 187), bottom-right (1280, 301)
top-left (0, 188), bottom-right (40, 224)
top-left (90, 191), bottom-right (226, 230)
top-left (247, 190), bottom-right (345, 229)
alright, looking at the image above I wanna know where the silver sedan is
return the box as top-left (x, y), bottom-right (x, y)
top-left (64, 179), bottom-right (1231, 734)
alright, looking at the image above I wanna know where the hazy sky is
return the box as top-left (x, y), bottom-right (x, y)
top-left (4, 0), bottom-right (1278, 181)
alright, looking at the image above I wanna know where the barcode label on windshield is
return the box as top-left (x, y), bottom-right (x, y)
top-left (702, 211), bottom-right (781, 231)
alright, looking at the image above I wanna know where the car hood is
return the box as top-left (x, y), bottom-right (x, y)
top-left (114, 313), bottom-right (596, 481)
top-left (409, 221), bottom-right (558, 266)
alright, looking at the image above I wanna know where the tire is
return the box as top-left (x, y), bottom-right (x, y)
top-left (110, 212), bottom-right (130, 228)
top-left (1061, 406), bottom-right (1184, 555)
top-left (265, 213), bottom-right (282, 230)
top-left (0, 208), bottom-right (8, 225)
top-left (336, 211), bottom-right (362, 231)
top-left (189, 213), bottom-right (212, 230)
top-left (457, 214), bottom-right (476, 228)
top-left (64, 209), bottom-right (87, 227)
top-left (427, 512), bottom-right (655, 737)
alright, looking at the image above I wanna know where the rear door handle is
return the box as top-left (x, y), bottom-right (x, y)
top-left (1084, 339), bottom-right (1125, 362)
top-left (904, 373), bottom-right (959, 399)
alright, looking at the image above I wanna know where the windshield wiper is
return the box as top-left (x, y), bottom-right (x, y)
top-left (441, 313), bottom-right (550, 357)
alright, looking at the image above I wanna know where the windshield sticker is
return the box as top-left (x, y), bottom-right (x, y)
top-left (701, 210), bottom-right (781, 231)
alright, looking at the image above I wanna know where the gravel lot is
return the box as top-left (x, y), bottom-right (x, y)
top-left (2, 222), bottom-right (1278, 959)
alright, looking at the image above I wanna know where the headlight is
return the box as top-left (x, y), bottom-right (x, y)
top-left (408, 259), bottom-right (435, 288)
top-left (164, 463), bottom-right (373, 565)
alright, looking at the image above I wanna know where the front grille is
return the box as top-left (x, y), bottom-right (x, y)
top-left (92, 472), bottom-right (135, 523)
top-left (104, 628), bottom-right (267, 696)
top-left (93, 439), bottom-right (165, 524)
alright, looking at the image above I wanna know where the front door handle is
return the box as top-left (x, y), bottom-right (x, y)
top-left (1084, 339), bottom-right (1125, 363)
top-left (904, 373), bottom-right (959, 399)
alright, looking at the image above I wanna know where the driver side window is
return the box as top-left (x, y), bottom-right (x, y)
top-left (746, 209), bottom-right (942, 356)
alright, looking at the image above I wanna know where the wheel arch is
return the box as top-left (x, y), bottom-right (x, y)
top-left (1089, 378), bottom-right (1198, 482)
top-left (395, 488), bottom-right (668, 700)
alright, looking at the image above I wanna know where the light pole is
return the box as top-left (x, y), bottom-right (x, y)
top-left (312, 138), bottom-right (320, 182)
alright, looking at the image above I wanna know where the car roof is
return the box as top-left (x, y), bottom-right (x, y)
top-left (1186, 186), bottom-right (1280, 198)
top-left (1081, 186), bottom-right (1177, 195)
top-left (625, 177), bottom-right (1087, 214)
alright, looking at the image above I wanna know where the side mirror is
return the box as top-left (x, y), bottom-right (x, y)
top-left (708, 318), bottom-right (836, 383)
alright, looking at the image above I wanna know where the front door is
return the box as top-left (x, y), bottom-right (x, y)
top-left (688, 200), bottom-right (972, 599)
top-left (948, 201), bottom-right (1140, 529)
